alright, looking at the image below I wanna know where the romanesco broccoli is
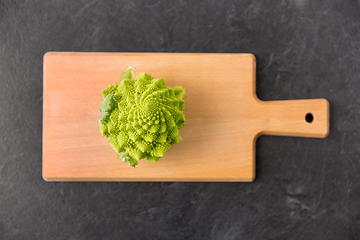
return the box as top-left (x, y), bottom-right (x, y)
top-left (99, 67), bottom-right (186, 167)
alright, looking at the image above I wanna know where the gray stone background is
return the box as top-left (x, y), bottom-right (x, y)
top-left (0, 0), bottom-right (359, 239)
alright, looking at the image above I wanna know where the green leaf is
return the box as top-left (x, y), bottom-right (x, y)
top-left (99, 94), bottom-right (116, 124)
top-left (117, 152), bottom-right (128, 159)
top-left (120, 67), bottom-right (135, 81)
top-left (123, 156), bottom-right (138, 167)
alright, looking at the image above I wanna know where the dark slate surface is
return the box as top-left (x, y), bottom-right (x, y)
top-left (0, 0), bottom-right (359, 239)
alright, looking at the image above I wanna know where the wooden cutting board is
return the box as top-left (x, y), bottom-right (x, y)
top-left (43, 52), bottom-right (329, 182)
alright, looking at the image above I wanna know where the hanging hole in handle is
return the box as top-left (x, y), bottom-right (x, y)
top-left (305, 113), bottom-right (314, 123)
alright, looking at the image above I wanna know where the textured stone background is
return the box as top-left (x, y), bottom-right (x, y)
top-left (0, 0), bottom-right (359, 239)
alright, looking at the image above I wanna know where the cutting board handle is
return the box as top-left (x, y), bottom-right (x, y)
top-left (256, 98), bottom-right (329, 138)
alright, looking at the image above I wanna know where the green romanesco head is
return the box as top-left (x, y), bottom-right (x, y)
top-left (99, 67), bottom-right (186, 167)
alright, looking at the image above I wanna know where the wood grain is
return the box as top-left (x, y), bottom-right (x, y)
top-left (43, 52), bottom-right (329, 181)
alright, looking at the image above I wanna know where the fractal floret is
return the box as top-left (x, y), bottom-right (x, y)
top-left (99, 67), bottom-right (186, 167)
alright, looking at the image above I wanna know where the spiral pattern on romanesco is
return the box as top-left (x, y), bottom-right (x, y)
top-left (99, 68), bottom-right (186, 167)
